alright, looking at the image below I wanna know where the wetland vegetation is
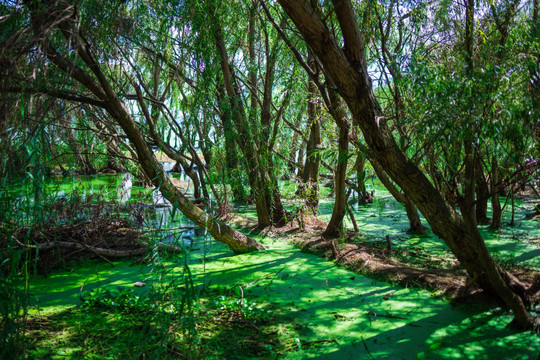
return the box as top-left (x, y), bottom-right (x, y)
top-left (1, 0), bottom-right (539, 359)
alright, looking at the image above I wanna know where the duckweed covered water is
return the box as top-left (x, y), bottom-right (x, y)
top-left (29, 240), bottom-right (539, 359)
top-left (316, 182), bottom-right (540, 270)
top-left (26, 174), bottom-right (540, 359)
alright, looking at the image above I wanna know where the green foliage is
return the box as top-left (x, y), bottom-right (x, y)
top-left (80, 287), bottom-right (154, 313)
top-left (212, 294), bottom-right (272, 323)
top-left (0, 223), bottom-right (29, 359)
top-left (26, 306), bottom-right (181, 359)
top-left (0, 122), bottom-right (55, 357)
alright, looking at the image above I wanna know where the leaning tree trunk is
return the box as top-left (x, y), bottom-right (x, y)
top-left (131, 81), bottom-right (205, 200)
top-left (121, 130), bottom-right (262, 253)
top-left (109, 103), bottom-right (262, 252)
top-left (217, 83), bottom-right (247, 204)
top-left (212, 11), bottom-right (287, 227)
top-left (215, 40), bottom-right (258, 209)
top-left (25, 2), bottom-right (264, 253)
top-left (277, 0), bottom-right (535, 328)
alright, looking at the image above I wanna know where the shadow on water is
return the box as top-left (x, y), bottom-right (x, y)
top-left (189, 243), bottom-right (538, 359)
top-left (28, 236), bottom-right (539, 359)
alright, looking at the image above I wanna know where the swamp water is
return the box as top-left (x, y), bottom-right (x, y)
top-left (25, 174), bottom-right (540, 359)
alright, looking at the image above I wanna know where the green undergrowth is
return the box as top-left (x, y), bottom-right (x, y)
top-left (26, 285), bottom-right (283, 359)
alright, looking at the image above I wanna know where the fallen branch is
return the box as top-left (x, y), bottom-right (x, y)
top-left (141, 226), bottom-right (196, 232)
top-left (347, 203), bottom-right (359, 232)
top-left (19, 240), bottom-right (184, 258)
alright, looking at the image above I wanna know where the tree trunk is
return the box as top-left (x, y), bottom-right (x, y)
top-left (216, 82), bottom-right (247, 204)
top-left (277, 0), bottom-right (534, 328)
top-left (510, 186), bottom-right (515, 226)
top-left (354, 152), bottom-right (367, 201)
top-left (490, 156), bottom-right (502, 229)
top-left (370, 158), bottom-right (426, 233)
top-left (195, 161), bottom-right (210, 201)
top-left (476, 166), bottom-right (490, 224)
top-left (323, 113), bottom-right (349, 237)
top-left (108, 106), bottom-right (263, 252)
top-left (212, 9), bottom-right (286, 227)
top-left (65, 124), bottom-right (96, 175)
top-left (299, 54), bottom-right (321, 214)
top-left (530, 0), bottom-right (540, 152)
top-left (297, 141), bottom-right (305, 178)
top-left (403, 195), bottom-right (426, 234)
top-left (180, 160), bottom-right (201, 200)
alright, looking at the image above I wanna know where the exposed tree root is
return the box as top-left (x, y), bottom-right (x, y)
top-left (23, 240), bottom-right (183, 257)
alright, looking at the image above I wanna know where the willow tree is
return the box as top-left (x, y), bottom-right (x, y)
top-left (298, 52), bottom-right (322, 215)
top-left (275, 0), bottom-right (537, 329)
top-left (262, 3), bottom-right (356, 235)
top-left (15, 0), bottom-right (263, 253)
top-left (203, 0), bottom-right (291, 227)
top-left (395, 0), bottom-right (538, 231)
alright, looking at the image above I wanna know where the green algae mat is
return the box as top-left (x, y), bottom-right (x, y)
top-left (19, 175), bottom-right (540, 358)
top-left (318, 191), bottom-right (540, 271)
top-left (28, 237), bottom-right (539, 359)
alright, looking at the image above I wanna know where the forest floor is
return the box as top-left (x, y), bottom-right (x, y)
top-left (18, 176), bottom-right (540, 359)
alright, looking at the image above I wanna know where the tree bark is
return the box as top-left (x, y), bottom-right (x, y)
top-left (490, 156), bottom-right (503, 229)
top-left (299, 53), bottom-right (321, 214)
top-left (107, 101), bottom-right (263, 253)
top-left (476, 164), bottom-right (490, 224)
top-left (529, 0), bottom-right (540, 151)
top-left (212, 17), bottom-right (271, 226)
top-left (323, 93), bottom-right (350, 237)
top-left (216, 82), bottom-right (247, 203)
top-left (370, 158), bottom-right (426, 233)
top-left (132, 82), bottom-right (203, 200)
top-left (354, 152), bottom-right (368, 202)
top-left (211, 7), bottom-right (287, 226)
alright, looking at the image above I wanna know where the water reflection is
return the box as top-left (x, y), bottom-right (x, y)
top-left (161, 161), bottom-right (175, 172)
top-left (152, 188), bottom-right (170, 206)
